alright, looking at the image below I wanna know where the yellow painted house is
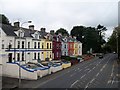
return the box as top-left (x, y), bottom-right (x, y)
top-left (73, 36), bottom-right (82, 56)
top-left (40, 38), bottom-right (52, 61)
top-left (74, 42), bottom-right (79, 56)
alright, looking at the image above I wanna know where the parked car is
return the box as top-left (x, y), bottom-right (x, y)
top-left (113, 52), bottom-right (116, 54)
top-left (98, 53), bottom-right (104, 59)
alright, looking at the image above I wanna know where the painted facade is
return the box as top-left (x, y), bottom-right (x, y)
top-left (52, 34), bottom-right (62, 60)
top-left (61, 36), bottom-right (68, 56)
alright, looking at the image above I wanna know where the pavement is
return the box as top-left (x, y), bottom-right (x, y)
top-left (2, 53), bottom-right (119, 90)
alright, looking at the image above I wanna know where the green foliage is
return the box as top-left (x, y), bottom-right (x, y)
top-left (70, 25), bottom-right (106, 54)
top-left (107, 26), bottom-right (120, 59)
top-left (55, 28), bottom-right (69, 36)
top-left (0, 14), bottom-right (10, 25)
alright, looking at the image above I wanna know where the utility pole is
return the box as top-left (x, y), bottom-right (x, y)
top-left (18, 21), bottom-right (32, 88)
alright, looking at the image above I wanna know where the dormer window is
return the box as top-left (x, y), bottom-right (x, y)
top-left (57, 37), bottom-right (59, 41)
top-left (35, 34), bottom-right (38, 39)
top-left (18, 31), bottom-right (24, 37)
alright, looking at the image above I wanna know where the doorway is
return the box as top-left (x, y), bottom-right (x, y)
top-left (8, 53), bottom-right (12, 63)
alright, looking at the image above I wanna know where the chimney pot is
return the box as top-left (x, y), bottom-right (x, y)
top-left (14, 22), bottom-right (20, 27)
top-left (41, 28), bottom-right (46, 32)
top-left (29, 25), bottom-right (34, 30)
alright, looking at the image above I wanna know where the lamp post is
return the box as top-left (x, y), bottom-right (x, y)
top-left (18, 21), bottom-right (31, 88)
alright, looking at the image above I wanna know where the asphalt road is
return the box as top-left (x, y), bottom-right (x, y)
top-left (21, 53), bottom-right (119, 89)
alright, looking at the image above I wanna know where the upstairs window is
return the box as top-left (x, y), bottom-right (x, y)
top-left (38, 42), bottom-right (40, 49)
top-left (2, 40), bottom-right (4, 49)
top-left (64, 44), bottom-right (66, 49)
top-left (17, 41), bottom-right (20, 49)
top-left (8, 43), bottom-right (12, 49)
top-left (50, 43), bottom-right (52, 49)
top-left (28, 42), bottom-right (30, 49)
top-left (22, 41), bottom-right (24, 49)
top-left (47, 43), bottom-right (49, 49)
top-left (34, 42), bottom-right (36, 49)
top-left (2, 44), bottom-right (4, 49)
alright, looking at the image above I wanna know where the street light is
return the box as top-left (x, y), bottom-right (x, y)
top-left (18, 21), bottom-right (32, 88)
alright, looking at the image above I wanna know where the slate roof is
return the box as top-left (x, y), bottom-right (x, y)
top-left (0, 23), bottom-right (17, 36)
top-left (13, 26), bottom-right (48, 39)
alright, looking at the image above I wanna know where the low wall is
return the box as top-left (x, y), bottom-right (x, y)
top-left (3, 63), bottom-right (38, 80)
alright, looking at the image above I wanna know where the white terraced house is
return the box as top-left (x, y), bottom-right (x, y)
top-left (0, 22), bottom-right (53, 80)
top-left (61, 36), bottom-right (68, 56)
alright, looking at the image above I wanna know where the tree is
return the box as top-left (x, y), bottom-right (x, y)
top-left (70, 25), bottom-right (106, 54)
top-left (55, 28), bottom-right (69, 36)
top-left (107, 26), bottom-right (120, 60)
top-left (0, 14), bottom-right (10, 25)
top-left (97, 24), bottom-right (107, 52)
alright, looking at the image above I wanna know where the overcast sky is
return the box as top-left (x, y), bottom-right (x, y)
top-left (0, 0), bottom-right (119, 40)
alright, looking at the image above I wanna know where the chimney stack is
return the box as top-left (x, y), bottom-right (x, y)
top-left (73, 36), bottom-right (76, 39)
top-left (41, 28), bottom-right (46, 33)
top-left (14, 22), bottom-right (20, 27)
top-left (50, 30), bottom-right (54, 35)
top-left (29, 25), bottom-right (34, 30)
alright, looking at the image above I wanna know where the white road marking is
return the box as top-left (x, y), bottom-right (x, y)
top-left (111, 64), bottom-right (114, 77)
top-left (84, 78), bottom-right (96, 90)
top-left (78, 69), bottom-right (82, 72)
top-left (80, 74), bottom-right (86, 79)
top-left (100, 67), bottom-right (104, 72)
top-left (88, 70), bottom-right (91, 73)
top-left (70, 80), bottom-right (79, 88)
top-left (85, 68), bottom-right (90, 71)
top-left (70, 73), bottom-right (76, 77)
top-left (92, 67), bottom-right (95, 70)
top-left (90, 78), bottom-right (95, 83)
top-left (96, 72), bottom-right (100, 77)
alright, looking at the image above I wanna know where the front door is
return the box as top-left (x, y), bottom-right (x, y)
top-left (8, 53), bottom-right (12, 63)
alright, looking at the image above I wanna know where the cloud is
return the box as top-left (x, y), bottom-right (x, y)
top-left (0, 0), bottom-right (118, 38)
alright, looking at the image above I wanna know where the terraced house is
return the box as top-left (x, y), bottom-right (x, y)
top-left (61, 36), bottom-right (82, 57)
top-left (52, 33), bottom-right (62, 60)
top-left (61, 36), bottom-right (68, 56)
top-left (0, 22), bottom-right (53, 78)
top-left (0, 21), bottom-right (82, 79)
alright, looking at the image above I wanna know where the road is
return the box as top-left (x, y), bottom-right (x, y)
top-left (21, 53), bottom-right (119, 89)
